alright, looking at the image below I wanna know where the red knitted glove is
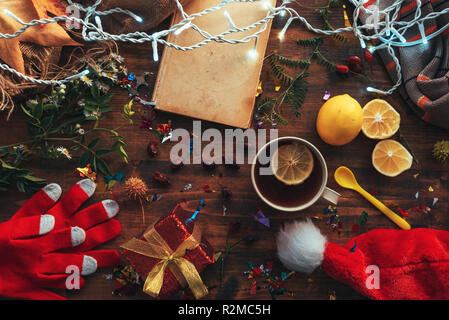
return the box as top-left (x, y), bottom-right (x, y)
top-left (0, 214), bottom-right (90, 299)
top-left (10, 179), bottom-right (121, 269)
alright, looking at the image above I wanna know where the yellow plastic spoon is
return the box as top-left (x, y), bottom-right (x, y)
top-left (334, 166), bottom-right (411, 230)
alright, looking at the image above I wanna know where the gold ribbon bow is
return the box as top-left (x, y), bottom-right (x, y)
top-left (120, 223), bottom-right (208, 299)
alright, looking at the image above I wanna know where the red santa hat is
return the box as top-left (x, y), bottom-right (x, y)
top-left (276, 219), bottom-right (449, 300)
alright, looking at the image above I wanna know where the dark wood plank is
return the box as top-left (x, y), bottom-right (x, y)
top-left (0, 0), bottom-right (448, 300)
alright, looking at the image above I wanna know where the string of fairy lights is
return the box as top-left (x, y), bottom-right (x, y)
top-left (0, 0), bottom-right (449, 94)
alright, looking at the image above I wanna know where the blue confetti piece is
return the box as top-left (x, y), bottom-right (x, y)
top-left (350, 241), bottom-right (357, 252)
top-left (185, 199), bottom-right (205, 224)
top-left (104, 172), bottom-right (125, 184)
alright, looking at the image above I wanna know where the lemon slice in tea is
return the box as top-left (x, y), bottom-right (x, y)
top-left (271, 143), bottom-right (314, 185)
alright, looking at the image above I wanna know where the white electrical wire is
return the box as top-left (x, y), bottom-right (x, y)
top-left (0, 0), bottom-right (448, 95)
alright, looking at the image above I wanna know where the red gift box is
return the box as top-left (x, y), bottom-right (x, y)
top-left (121, 204), bottom-right (214, 299)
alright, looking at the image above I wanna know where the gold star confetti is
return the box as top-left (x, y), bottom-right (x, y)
top-left (342, 4), bottom-right (352, 28)
top-left (256, 80), bottom-right (263, 97)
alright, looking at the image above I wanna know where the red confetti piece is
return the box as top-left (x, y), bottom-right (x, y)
top-left (252, 268), bottom-right (263, 278)
top-left (203, 184), bottom-right (211, 192)
top-left (397, 207), bottom-right (409, 219)
top-left (250, 279), bottom-right (257, 295)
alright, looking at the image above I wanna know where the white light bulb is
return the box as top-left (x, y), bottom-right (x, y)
top-left (247, 49), bottom-right (258, 59)
top-left (134, 15), bottom-right (143, 23)
top-left (360, 38), bottom-right (366, 49)
top-left (152, 40), bottom-right (159, 62)
top-left (66, 69), bottom-right (89, 81)
top-left (224, 10), bottom-right (236, 29)
top-left (418, 23), bottom-right (427, 44)
top-left (279, 17), bottom-right (294, 40)
top-left (261, 0), bottom-right (271, 10)
top-left (391, 28), bottom-right (407, 43)
top-left (95, 16), bottom-right (103, 31)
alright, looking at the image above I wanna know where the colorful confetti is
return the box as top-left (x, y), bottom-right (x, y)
top-left (324, 205), bottom-right (337, 214)
top-left (185, 198), bottom-right (205, 224)
top-left (243, 261), bottom-right (295, 300)
top-left (182, 184), bottom-right (192, 192)
top-left (350, 241), bottom-right (357, 252)
top-left (432, 197), bottom-right (439, 206)
top-left (256, 80), bottom-right (263, 97)
top-left (322, 90), bottom-right (331, 101)
top-left (254, 209), bottom-right (270, 227)
top-left (107, 265), bottom-right (141, 296)
top-left (397, 207), bottom-right (409, 219)
top-left (104, 172), bottom-right (125, 185)
top-left (76, 164), bottom-right (97, 181)
top-left (327, 214), bottom-right (342, 233)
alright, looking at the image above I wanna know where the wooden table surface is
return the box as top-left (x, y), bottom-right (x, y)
top-left (1, 1), bottom-right (449, 300)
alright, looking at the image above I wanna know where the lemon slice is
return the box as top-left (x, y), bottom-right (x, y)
top-left (271, 143), bottom-right (314, 185)
top-left (372, 140), bottom-right (413, 177)
top-left (362, 99), bottom-right (400, 139)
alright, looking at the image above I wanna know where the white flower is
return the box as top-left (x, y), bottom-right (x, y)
top-left (80, 75), bottom-right (92, 87)
top-left (78, 128), bottom-right (85, 135)
top-left (110, 53), bottom-right (124, 63)
top-left (26, 99), bottom-right (38, 108)
top-left (98, 82), bottom-right (111, 92)
top-left (101, 71), bottom-right (118, 82)
top-left (83, 109), bottom-right (101, 119)
top-left (56, 147), bottom-right (72, 160)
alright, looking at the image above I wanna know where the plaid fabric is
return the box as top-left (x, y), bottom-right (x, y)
top-left (359, 0), bottom-right (449, 129)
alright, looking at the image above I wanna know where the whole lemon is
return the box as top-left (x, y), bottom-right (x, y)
top-left (316, 94), bottom-right (363, 146)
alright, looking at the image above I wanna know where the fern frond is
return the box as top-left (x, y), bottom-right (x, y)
top-left (257, 97), bottom-right (275, 114)
top-left (273, 112), bottom-right (289, 126)
top-left (285, 73), bottom-right (309, 117)
top-left (329, 0), bottom-right (342, 8)
top-left (276, 55), bottom-right (311, 69)
top-left (296, 36), bottom-right (323, 47)
top-left (269, 55), bottom-right (293, 86)
top-left (313, 50), bottom-right (336, 71)
top-left (331, 33), bottom-right (348, 43)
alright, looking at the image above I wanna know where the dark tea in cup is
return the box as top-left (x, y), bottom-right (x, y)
top-left (251, 137), bottom-right (339, 212)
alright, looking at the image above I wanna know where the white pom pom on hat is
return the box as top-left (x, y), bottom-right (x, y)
top-left (276, 218), bottom-right (327, 274)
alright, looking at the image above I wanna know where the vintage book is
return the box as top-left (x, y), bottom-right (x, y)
top-left (152, 0), bottom-right (276, 128)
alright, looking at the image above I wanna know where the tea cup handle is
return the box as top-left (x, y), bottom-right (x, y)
top-left (322, 187), bottom-right (340, 205)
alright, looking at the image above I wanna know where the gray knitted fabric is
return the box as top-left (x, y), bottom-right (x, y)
top-left (359, 0), bottom-right (449, 129)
